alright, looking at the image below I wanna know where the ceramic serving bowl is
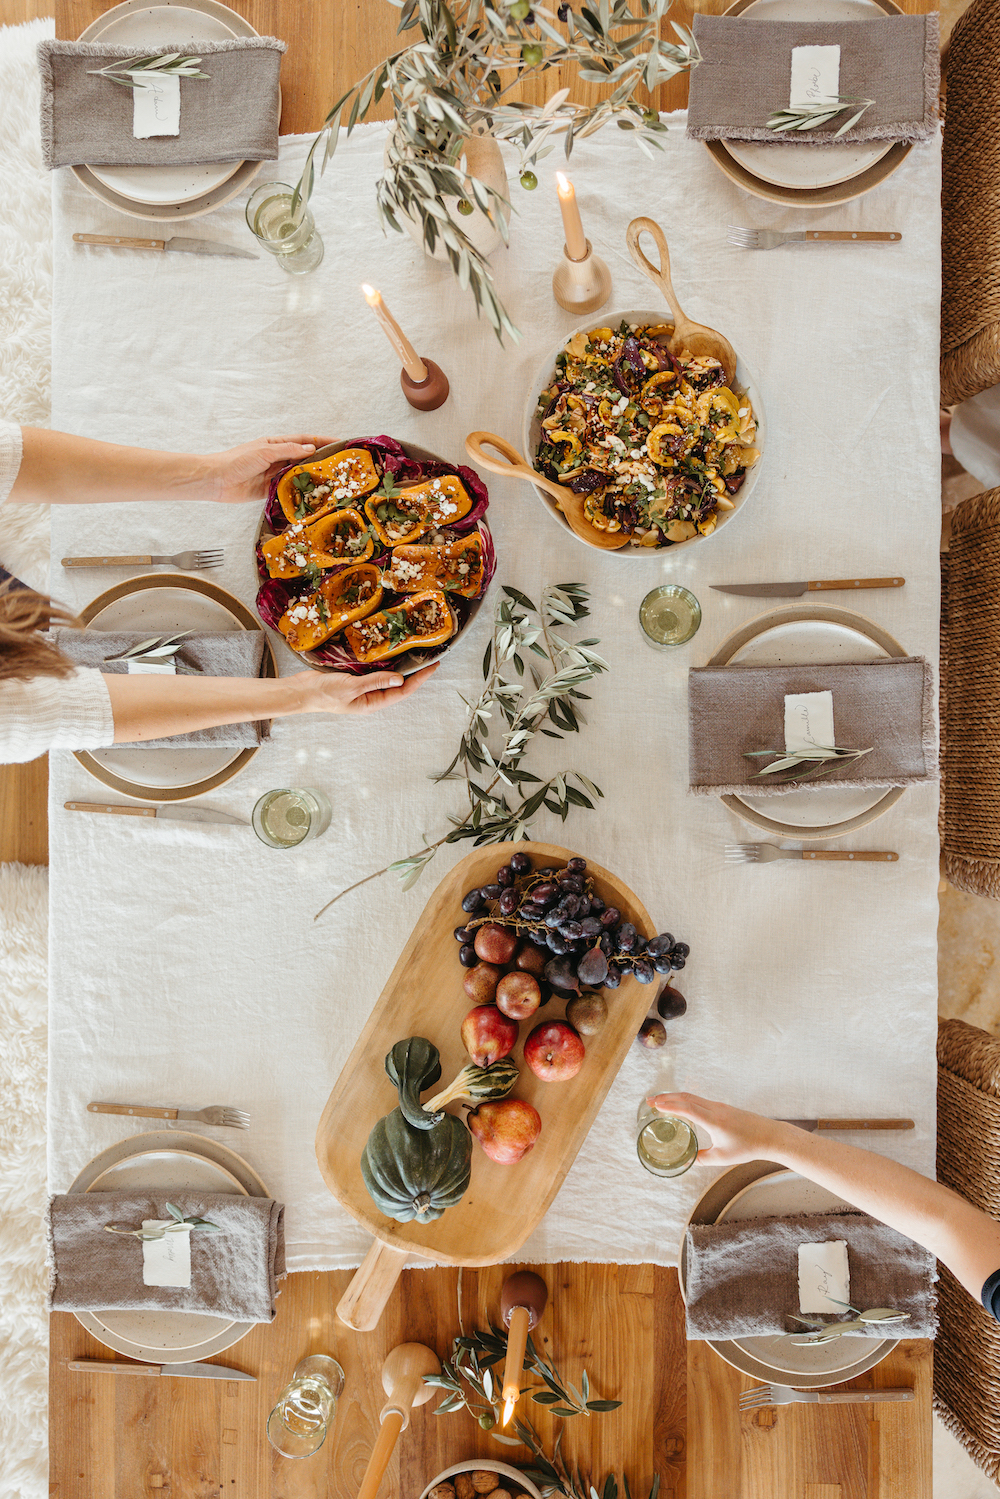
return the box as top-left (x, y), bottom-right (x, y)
top-left (520, 310), bottom-right (766, 559)
top-left (418, 1459), bottom-right (545, 1499)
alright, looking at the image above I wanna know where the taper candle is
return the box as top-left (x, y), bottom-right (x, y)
top-left (500, 1271), bottom-right (548, 1426)
top-left (555, 172), bottom-right (588, 261)
top-left (361, 284), bottom-right (427, 382)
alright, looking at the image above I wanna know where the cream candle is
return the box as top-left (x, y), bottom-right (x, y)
top-left (361, 284), bottom-right (427, 382)
top-left (556, 171), bottom-right (587, 261)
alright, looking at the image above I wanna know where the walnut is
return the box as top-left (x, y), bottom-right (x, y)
top-left (471, 1474), bottom-right (500, 1494)
top-left (455, 1474), bottom-right (476, 1499)
top-left (428, 1485), bottom-right (456, 1499)
top-left (491, 1488), bottom-right (513, 1499)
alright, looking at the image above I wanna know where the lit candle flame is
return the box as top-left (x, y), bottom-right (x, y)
top-left (502, 1394), bottom-right (517, 1428)
top-left (555, 171), bottom-right (570, 194)
top-left (361, 282), bottom-right (378, 303)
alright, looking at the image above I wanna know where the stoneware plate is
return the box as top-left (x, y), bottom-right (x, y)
top-left (708, 604), bottom-right (907, 838)
top-left (74, 573), bottom-right (276, 802)
top-left (69, 1130), bottom-right (268, 1361)
top-left (520, 310), bottom-right (766, 559)
top-left (708, 0), bottom-right (908, 205)
top-left (679, 1160), bottom-right (894, 1387)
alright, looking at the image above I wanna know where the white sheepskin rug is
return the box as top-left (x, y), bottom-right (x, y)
top-left (0, 16), bottom-right (54, 594)
top-left (0, 863), bottom-right (49, 1499)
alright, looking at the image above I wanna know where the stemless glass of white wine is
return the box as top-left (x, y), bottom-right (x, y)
top-left (266, 1354), bottom-right (344, 1459)
top-left (245, 182), bottom-right (325, 274)
top-left (635, 1099), bottom-right (699, 1178)
top-left (252, 788), bottom-right (332, 849)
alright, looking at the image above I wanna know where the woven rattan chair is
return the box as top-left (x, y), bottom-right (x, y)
top-left (941, 487), bottom-right (1000, 897)
top-left (936, 1018), bottom-right (1000, 1480)
top-left (941, 0), bottom-right (1000, 407)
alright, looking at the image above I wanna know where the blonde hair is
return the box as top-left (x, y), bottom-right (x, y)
top-left (0, 582), bottom-right (79, 682)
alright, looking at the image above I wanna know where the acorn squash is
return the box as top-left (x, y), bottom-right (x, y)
top-left (360, 1106), bottom-right (472, 1223)
top-left (262, 508), bottom-right (374, 579)
top-left (345, 589), bottom-right (454, 664)
top-left (277, 563), bottom-right (383, 653)
top-left (384, 1037), bottom-right (443, 1130)
top-left (384, 533), bottom-right (484, 598)
top-left (276, 448), bottom-right (381, 526)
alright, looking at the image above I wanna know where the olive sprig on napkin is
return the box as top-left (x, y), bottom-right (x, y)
top-left (104, 1201), bottom-right (222, 1242)
top-left (766, 95), bottom-right (875, 136)
top-left (87, 52), bottom-right (210, 90)
top-left (745, 743), bottom-right (873, 785)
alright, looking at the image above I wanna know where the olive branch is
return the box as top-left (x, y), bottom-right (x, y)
top-left (104, 1201), bottom-right (221, 1241)
top-left (314, 583), bottom-right (606, 918)
top-left (425, 1323), bottom-right (621, 1428)
top-left (766, 96), bottom-right (875, 136)
top-left (87, 53), bottom-right (210, 89)
top-left (744, 744), bottom-right (873, 785)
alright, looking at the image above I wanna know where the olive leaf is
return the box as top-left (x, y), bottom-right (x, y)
top-left (767, 96), bottom-right (875, 137)
top-left (87, 52), bottom-right (210, 88)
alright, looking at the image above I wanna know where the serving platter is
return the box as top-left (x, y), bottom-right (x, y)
top-left (520, 310), bottom-right (765, 559)
top-left (708, 604), bottom-right (907, 838)
top-left (69, 1130), bottom-right (268, 1361)
top-left (679, 1160), bottom-right (894, 1387)
top-left (316, 841), bottom-right (657, 1331)
top-left (75, 573), bottom-right (276, 803)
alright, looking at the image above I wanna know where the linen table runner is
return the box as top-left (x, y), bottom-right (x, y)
top-left (687, 14), bottom-right (939, 145)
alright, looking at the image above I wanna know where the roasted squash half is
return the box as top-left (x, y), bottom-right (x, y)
top-left (384, 533), bottom-right (484, 598)
top-left (262, 508), bottom-right (374, 579)
top-left (345, 589), bottom-right (454, 663)
top-left (278, 563), bottom-right (383, 653)
top-left (364, 492), bottom-right (435, 548)
top-left (396, 474), bottom-right (473, 528)
top-left (276, 448), bottom-right (381, 526)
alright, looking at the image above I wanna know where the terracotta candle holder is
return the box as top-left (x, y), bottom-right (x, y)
top-left (500, 1270), bottom-right (548, 1425)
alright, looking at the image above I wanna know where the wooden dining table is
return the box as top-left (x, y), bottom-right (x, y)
top-left (47, 1), bottom-right (936, 1495)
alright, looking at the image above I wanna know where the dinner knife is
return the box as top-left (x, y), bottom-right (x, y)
top-left (69, 1360), bottom-right (255, 1381)
top-left (64, 801), bottom-right (248, 826)
top-left (73, 232), bottom-right (258, 261)
top-left (780, 1118), bottom-right (915, 1131)
top-left (711, 577), bottom-right (905, 597)
top-left (776, 1389), bottom-right (915, 1404)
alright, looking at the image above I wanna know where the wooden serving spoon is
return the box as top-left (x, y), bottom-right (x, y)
top-left (626, 216), bottom-right (738, 385)
top-left (465, 431), bottom-right (629, 552)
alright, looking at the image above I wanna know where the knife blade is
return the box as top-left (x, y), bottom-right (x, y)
top-left (69, 1359), bottom-right (255, 1381)
top-left (73, 232), bottom-right (257, 261)
top-left (781, 1118), bottom-right (915, 1131)
top-left (64, 801), bottom-right (248, 826)
top-left (711, 577), bottom-right (905, 597)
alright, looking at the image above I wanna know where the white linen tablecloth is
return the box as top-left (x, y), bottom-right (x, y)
top-left (47, 120), bottom-right (942, 1272)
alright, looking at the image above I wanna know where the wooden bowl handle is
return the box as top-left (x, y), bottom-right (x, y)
top-left (336, 1240), bottom-right (410, 1331)
top-left (465, 430), bottom-right (533, 479)
top-left (626, 216), bottom-right (681, 322)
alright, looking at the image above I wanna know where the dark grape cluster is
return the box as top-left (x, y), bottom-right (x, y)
top-left (452, 853), bottom-right (690, 997)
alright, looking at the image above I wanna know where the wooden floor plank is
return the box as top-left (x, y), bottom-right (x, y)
top-left (0, 755), bottom-right (48, 865)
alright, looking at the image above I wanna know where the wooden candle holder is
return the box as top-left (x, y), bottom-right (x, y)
top-left (357, 1343), bottom-right (441, 1499)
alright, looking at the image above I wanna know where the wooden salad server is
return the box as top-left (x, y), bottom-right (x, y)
top-left (626, 216), bottom-right (738, 385)
top-left (356, 1344), bottom-right (440, 1499)
top-left (465, 431), bottom-right (629, 552)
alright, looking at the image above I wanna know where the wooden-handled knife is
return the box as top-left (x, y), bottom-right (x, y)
top-left (712, 578), bottom-right (905, 597)
top-left (780, 1118), bottom-right (915, 1131)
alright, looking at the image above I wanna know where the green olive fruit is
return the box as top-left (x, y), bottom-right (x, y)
top-left (520, 170), bottom-right (538, 190)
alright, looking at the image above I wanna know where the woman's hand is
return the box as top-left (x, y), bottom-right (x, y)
top-left (292, 663), bottom-right (438, 716)
top-left (646, 1092), bottom-right (793, 1167)
top-left (206, 436), bottom-right (337, 504)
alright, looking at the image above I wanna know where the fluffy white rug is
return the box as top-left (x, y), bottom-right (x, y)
top-left (0, 16), bottom-right (54, 594)
top-left (0, 863), bottom-right (49, 1499)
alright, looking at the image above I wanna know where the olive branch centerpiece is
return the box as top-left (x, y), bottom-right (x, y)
top-left (766, 96), bottom-right (875, 136)
top-left (315, 583), bottom-right (607, 918)
top-left (425, 1322), bottom-right (621, 1427)
top-left (295, 0), bottom-right (700, 341)
top-left (518, 1427), bottom-right (661, 1499)
top-left (87, 53), bottom-right (210, 89)
top-left (744, 743), bottom-right (873, 786)
top-left (104, 1202), bottom-right (221, 1241)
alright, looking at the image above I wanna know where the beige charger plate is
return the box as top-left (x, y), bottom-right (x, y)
top-left (75, 572), bottom-right (276, 802)
top-left (679, 1160), bottom-right (893, 1387)
top-left (707, 0), bottom-right (909, 206)
top-left (69, 1129), bottom-right (269, 1362)
top-left (708, 603), bottom-right (907, 839)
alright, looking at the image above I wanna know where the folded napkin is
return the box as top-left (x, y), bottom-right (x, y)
top-left (685, 1209), bottom-right (936, 1340)
top-left (38, 37), bottom-right (285, 170)
top-left (52, 627), bottom-right (270, 749)
top-left (687, 656), bottom-right (936, 797)
top-left (687, 13), bottom-right (939, 146)
top-left (48, 1189), bottom-right (285, 1322)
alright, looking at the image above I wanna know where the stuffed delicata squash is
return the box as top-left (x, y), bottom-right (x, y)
top-left (345, 589), bottom-right (454, 663)
top-left (262, 508), bottom-right (374, 579)
top-left (276, 447), bottom-right (381, 526)
top-left (278, 564), bottom-right (383, 653)
top-left (365, 474), bottom-right (473, 547)
top-left (383, 533), bottom-right (484, 598)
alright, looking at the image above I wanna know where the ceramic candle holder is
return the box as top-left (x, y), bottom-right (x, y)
top-left (401, 358), bottom-right (450, 411)
top-left (552, 239), bottom-right (612, 316)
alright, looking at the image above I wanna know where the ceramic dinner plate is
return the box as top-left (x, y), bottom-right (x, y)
top-left (708, 604), bottom-right (907, 838)
top-left (70, 1130), bottom-right (268, 1361)
top-left (680, 1160), bottom-right (894, 1387)
top-left (74, 573), bottom-right (276, 802)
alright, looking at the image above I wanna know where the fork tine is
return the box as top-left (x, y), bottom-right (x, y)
top-left (738, 1390), bottom-right (775, 1409)
top-left (725, 844), bottom-right (758, 862)
top-left (222, 1110), bottom-right (250, 1128)
top-left (197, 552), bottom-right (225, 567)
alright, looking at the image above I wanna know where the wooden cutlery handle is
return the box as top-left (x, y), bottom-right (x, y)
top-left (807, 578), bottom-right (905, 590)
top-left (61, 556), bottom-right (153, 567)
top-left (815, 1390), bottom-right (914, 1402)
top-left (69, 1360), bottom-right (161, 1375)
top-left (816, 1119), bottom-right (915, 1131)
top-left (804, 232), bottom-right (901, 243)
top-left (65, 803), bottom-right (156, 817)
top-left (74, 233), bottom-right (165, 251)
top-left (802, 851), bottom-right (898, 861)
top-left (88, 1101), bottom-right (179, 1119)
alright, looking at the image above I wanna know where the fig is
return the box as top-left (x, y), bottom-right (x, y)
top-left (566, 993), bottom-right (608, 1035)
top-left (544, 956), bottom-right (580, 994)
top-left (474, 923), bottom-right (520, 966)
top-left (463, 962), bottom-right (504, 1005)
top-left (637, 1018), bottom-right (667, 1049)
top-left (515, 944), bottom-right (547, 977)
top-left (657, 986), bottom-right (687, 1020)
top-left (577, 941), bottom-right (609, 986)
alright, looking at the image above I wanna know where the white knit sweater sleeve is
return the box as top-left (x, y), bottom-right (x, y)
top-left (0, 420), bottom-right (23, 504)
top-left (0, 669), bottom-right (115, 763)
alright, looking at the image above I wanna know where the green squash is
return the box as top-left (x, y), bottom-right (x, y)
top-left (360, 1107), bottom-right (472, 1223)
top-left (385, 1036), bottom-right (443, 1130)
top-left (422, 1057), bottom-right (519, 1113)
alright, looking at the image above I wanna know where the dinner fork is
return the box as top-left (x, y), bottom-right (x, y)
top-left (88, 1101), bottom-right (250, 1129)
top-left (62, 549), bottom-right (224, 570)
top-left (726, 844), bottom-right (899, 863)
top-left (727, 227), bottom-right (902, 251)
top-left (739, 1383), bottom-right (914, 1410)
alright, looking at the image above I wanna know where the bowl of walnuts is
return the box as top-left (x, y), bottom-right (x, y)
top-left (419, 1461), bottom-right (544, 1499)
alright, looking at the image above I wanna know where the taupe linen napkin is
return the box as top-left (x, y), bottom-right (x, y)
top-left (685, 1210), bottom-right (936, 1340)
top-left (686, 13), bottom-right (939, 145)
top-left (38, 38), bottom-right (285, 169)
top-left (687, 656), bottom-right (937, 797)
top-left (52, 627), bottom-right (270, 748)
top-left (48, 1190), bottom-right (285, 1322)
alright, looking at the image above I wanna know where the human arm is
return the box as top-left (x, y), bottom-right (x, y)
top-left (650, 1092), bottom-right (1000, 1303)
top-left (7, 427), bottom-right (333, 506)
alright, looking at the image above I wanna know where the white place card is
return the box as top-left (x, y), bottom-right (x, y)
top-left (127, 660), bottom-right (176, 675)
top-left (799, 1240), bottom-right (850, 1313)
top-left (131, 72), bottom-right (181, 139)
top-left (784, 689), bottom-right (835, 754)
top-left (789, 44), bottom-right (841, 110)
top-left (141, 1222), bottom-right (191, 1287)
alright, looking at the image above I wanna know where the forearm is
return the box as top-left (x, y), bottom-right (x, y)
top-left (105, 673), bottom-right (308, 742)
top-left (9, 427), bottom-right (218, 506)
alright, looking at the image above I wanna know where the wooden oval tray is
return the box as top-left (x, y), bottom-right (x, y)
top-left (315, 841), bottom-right (656, 1330)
